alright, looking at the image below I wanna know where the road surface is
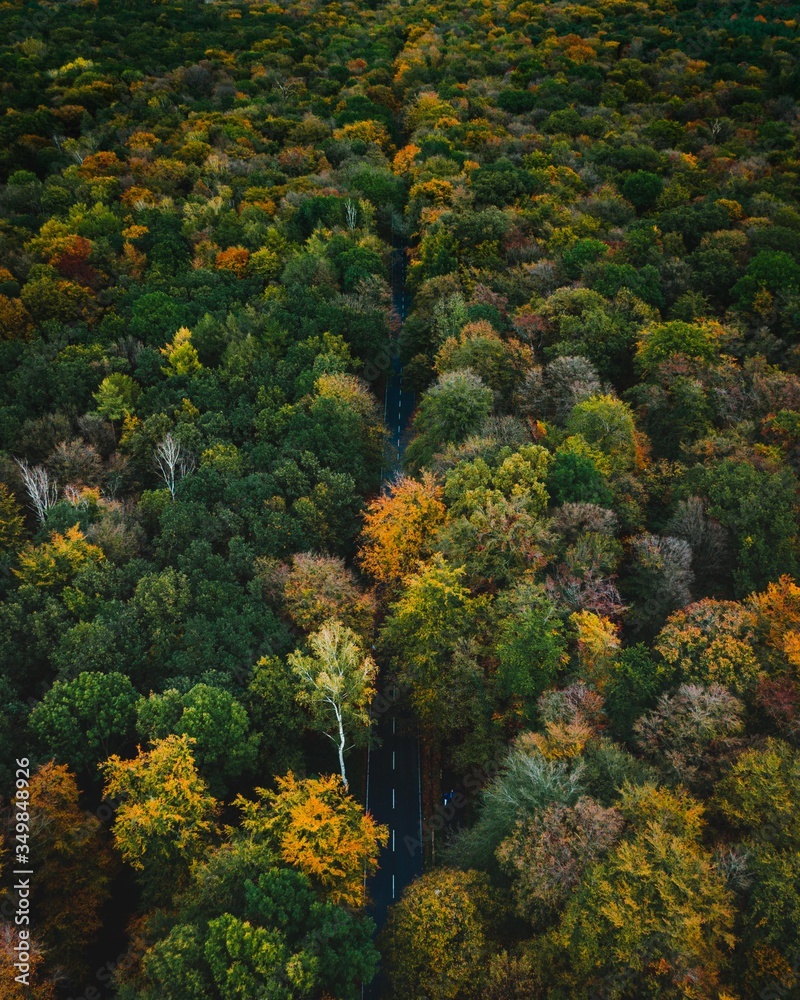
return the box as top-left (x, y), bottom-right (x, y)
top-left (364, 687), bottom-right (423, 929)
top-left (362, 234), bottom-right (421, 997)
top-left (383, 236), bottom-right (416, 473)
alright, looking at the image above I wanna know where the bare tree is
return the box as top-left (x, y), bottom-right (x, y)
top-left (154, 433), bottom-right (194, 500)
top-left (344, 199), bottom-right (358, 230)
top-left (14, 458), bottom-right (58, 524)
top-left (666, 496), bottom-right (730, 584)
top-left (517, 356), bottom-right (602, 424)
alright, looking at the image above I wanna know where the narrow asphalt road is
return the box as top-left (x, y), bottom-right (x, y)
top-left (365, 686), bottom-right (423, 929)
top-left (383, 237), bottom-right (416, 469)
top-left (362, 234), bottom-right (421, 997)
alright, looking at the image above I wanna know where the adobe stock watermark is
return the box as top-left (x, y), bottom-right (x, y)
top-left (11, 758), bottom-right (33, 986)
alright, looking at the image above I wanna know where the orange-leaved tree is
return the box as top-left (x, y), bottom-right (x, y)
top-left (359, 473), bottom-right (446, 587)
top-left (748, 575), bottom-right (800, 671)
top-left (235, 772), bottom-right (387, 907)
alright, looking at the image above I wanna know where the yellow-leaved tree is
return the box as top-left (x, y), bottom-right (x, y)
top-left (235, 772), bottom-right (387, 907)
top-left (100, 734), bottom-right (219, 904)
top-left (160, 326), bottom-right (202, 377)
top-left (383, 868), bottom-right (495, 1000)
top-left (14, 525), bottom-right (104, 590)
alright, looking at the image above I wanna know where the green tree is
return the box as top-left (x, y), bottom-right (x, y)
top-left (496, 591), bottom-right (568, 720)
top-left (93, 373), bottom-right (140, 422)
top-left (381, 554), bottom-right (487, 815)
top-left (621, 170), bottom-right (663, 212)
top-left (129, 568), bottom-right (192, 684)
top-left (627, 366), bottom-right (715, 460)
top-left (565, 395), bottom-right (640, 474)
top-left (136, 684), bottom-right (259, 797)
top-left (698, 459), bottom-right (799, 596)
top-left (381, 556), bottom-right (474, 734)
top-left (203, 915), bottom-right (292, 998)
top-left (127, 866), bottom-right (378, 1000)
top-left (562, 239), bottom-right (608, 279)
top-left (275, 374), bottom-right (385, 491)
top-left (129, 291), bottom-right (188, 346)
top-left (733, 250), bottom-right (800, 307)
top-left (135, 924), bottom-right (210, 1000)
top-left (634, 320), bottom-right (725, 376)
top-left (242, 868), bottom-right (378, 997)
top-left (0, 484), bottom-right (25, 563)
top-left (245, 656), bottom-right (305, 778)
top-left (715, 740), bottom-right (800, 980)
top-left (716, 738), bottom-right (800, 852)
top-left (28, 671), bottom-right (138, 775)
top-left (546, 450), bottom-right (613, 506)
top-left (406, 370), bottom-right (494, 470)
top-left (414, 226), bottom-right (459, 282)
top-left (383, 869), bottom-right (495, 1000)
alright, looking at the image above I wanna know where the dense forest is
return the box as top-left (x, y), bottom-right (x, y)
top-left (1, 0), bottom-right (800, 996)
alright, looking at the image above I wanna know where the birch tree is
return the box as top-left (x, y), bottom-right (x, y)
top-left (154, 432), bottom-right (194, 500)
top-left (289, 619), bottom-right (377, 788)
top-left (14, 458), bottom-right (58, 524)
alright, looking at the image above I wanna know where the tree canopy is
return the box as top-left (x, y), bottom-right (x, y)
top-left (3, 0), bottom-right (800, 993)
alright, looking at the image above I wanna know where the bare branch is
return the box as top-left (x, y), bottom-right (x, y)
top-left (154, 433), bottom-right (195, 500)
top-left (14, 458), bottom-right (59, 524)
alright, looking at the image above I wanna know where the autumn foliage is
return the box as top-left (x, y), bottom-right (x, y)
top-left (359, 473), bottom-right (446, 585)
top-left (2, 0), bottom-right (800, 994)
top-left (235, 772), bottom-right (388, 907)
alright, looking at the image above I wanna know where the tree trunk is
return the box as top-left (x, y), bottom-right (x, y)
top-left (337, 714), bottom-right (348, 789)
